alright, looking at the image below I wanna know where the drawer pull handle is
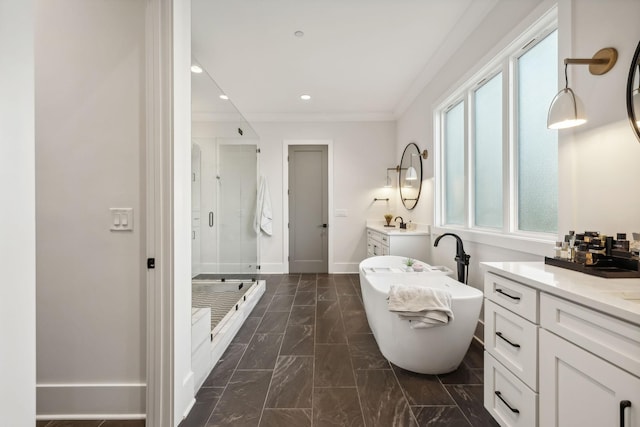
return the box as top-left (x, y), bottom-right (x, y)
top-left (496, 288), bottom-right (521, 301)
top-left (496, 332), bottom-right (521, 348)
top-left (620, 400), bottom-right (631, 427)
top-left (495, 391), bottom-right (520, 414)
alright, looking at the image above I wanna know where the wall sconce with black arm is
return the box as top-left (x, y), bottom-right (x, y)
top-left (547, 47), bottom-right (618, 129)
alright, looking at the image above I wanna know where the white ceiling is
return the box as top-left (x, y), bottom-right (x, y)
top-left (191, 0), bottom-right (500, 121)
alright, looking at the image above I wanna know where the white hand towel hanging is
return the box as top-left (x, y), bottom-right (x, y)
top-left (254, 175), bottom-right (273, 236)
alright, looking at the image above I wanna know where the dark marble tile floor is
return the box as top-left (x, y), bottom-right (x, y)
top-left (180, 273), bottom-right (498, 427)
top-left (37, 274), bottom-right (495, 427)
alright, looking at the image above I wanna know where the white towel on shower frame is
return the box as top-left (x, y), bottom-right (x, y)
top-left (387, 284), bottom-right (453, 328)
top-left (254, 175), bottom-right (273, 236)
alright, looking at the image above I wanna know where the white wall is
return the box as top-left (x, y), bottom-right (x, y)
top-left (557, 0), bottom-right (640, 235)
top-left (193, 120), bottom-right (397, 273)
top-left (0, 1), bottom-right (36, 425)
top-left (35, 0), bottom-right (146, 417)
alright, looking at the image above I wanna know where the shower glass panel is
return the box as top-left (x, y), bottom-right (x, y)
top-left (191, 59), bottom-right (259, 277)
top-left (217, 143), bottom-right (258, 273)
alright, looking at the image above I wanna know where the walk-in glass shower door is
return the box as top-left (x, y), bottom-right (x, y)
top-left (191, 137), bottom-right (259, 276)
top-left (191, 60), bottom-right (259, 277)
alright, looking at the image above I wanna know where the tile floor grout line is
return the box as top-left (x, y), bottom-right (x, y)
top-left (310, 276), bottom-right (320, 427)
top-left (256, 274), bottom-right (298, 426)
top-left (437, 365), bottom-right (474, 427)
top-left (201, 286), bottom-right (274, 427)
top-left (389, 364), bottom-right (422, 426)
top-left (337, 276), bottom-right (367, 427)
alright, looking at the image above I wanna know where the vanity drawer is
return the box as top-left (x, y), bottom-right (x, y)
top-left (369, 241), bottom-right (387, 256)
top-left (367, 230), bottom-right (384, 244)
top-left (485, 272), bottom-right (538, 323)
top-left (485, 352), bottom-right (538, 427)
top-left (485, 300), bottom-right (538, 391)
top-left (367, 229), bottom-right (389, 256)
top-left (540, 293), bottom-right (640, 378)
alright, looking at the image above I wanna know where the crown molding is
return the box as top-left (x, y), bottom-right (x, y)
top-left (394, 0), bottom-right (499, 117)
top-left (192, 111), bottom-right (397, 123)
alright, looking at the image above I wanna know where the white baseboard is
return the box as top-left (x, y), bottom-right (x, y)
top-left (330, 262), bottom-right (360, 274)
top-left (201, 262), bottom-right (360, 274)
top-left (256, 262), bottom-right (360, 274)
top-left (36, 383), bottom-right (145, 419)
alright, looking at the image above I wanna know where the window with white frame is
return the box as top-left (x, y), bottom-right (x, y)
top-left (436, 19), bottom-right (558, 238)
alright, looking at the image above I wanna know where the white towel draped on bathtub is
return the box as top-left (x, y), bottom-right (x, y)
top-left (387, 284), bottom-right (454, 329)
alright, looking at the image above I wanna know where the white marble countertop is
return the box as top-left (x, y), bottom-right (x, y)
top-left (481, 261), bottom-right (640, 326)
top-left (366, 221), bottom-right (430, 236)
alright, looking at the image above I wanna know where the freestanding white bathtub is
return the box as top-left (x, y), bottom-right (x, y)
top-left (359, 255), bottom-right (483, 374)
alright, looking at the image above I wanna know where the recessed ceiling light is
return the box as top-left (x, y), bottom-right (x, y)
top-left (190, 65), bottom-right (203, 73)
top-left (219, 94), bottom-right (229, 100)
top-left (294, 30), bottom-right (304, 37)
top-left (300, 94), bottom-right (311, 101)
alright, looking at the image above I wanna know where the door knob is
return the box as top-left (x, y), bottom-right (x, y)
top-left (322, 224), bottom-right (328, 228)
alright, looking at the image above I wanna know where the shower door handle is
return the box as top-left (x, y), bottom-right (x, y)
top-left (209, 212), bottom-right (214, 227)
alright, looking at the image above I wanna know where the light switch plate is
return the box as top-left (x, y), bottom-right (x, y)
top-left (335, 209), bottom-right (348, 217)
top-left (110, 208), bottom-right (133, 231)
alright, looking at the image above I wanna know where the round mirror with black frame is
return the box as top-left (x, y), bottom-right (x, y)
top-left (399, 142), bottom-right (422, 210)
top-left (626, 39), bottom-right (640, 143)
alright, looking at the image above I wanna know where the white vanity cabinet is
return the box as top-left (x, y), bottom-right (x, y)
top-left (539, 293), bottom-right (640, 427)
top-left (482, 262), bottom-right (640, 427)
top-left (365, 226), bottom-right (429, 260)
top-left (483, 272), bottom-right (539, 427)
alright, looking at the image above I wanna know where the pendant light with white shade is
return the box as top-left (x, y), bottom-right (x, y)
top-left (547, 47), bottom-right (618, 130)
